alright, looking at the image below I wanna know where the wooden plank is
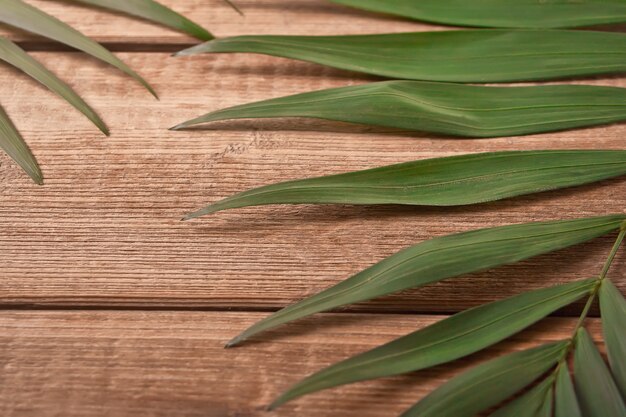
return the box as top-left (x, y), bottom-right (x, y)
top-left (0, 311), bottom-right (605, 417)
top-left (0, 51), bottom-right (624, 311)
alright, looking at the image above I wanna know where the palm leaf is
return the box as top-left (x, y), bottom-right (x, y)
top-left (172, 81), bottom-right (626, 137)
top-left (1, 0), bottom-right (156, 97)
top-left (183, 150), bottom-right (626, 219)
top-left (600, 278), bottom-right (626, 398)
top-left (555, 364), bottom-right (583, 417)
top-left (573, 328), bottom-right (626, 416)
top-left (0, 36), bottom-right (108, 135)
top-left (0, 104), bottom-right (42, 185)
top-left (488, 376), bottom-right (554, 417)
top-left (270, 278), bottom-right (595, 409)
top-left (227, 215), bottom-right (626, 346)
top-left (176, 30), bottom-right (626, 83)
top-left (399, 341), bottom-right (568, 417)
top-left (330, 0), bottom-right (626, 29)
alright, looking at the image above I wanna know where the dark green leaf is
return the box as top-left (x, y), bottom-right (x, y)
top-left (600, 278), bottom-right (626, 398)
top-left (330, 0), bottom-right (626, 29)
top-left (227, 215), bottom-right (626, 346)
top-left (0, 36), bottom-right (108, 135)
top-left (488, 375), bottom-right (553, 417)
top-left (399, 341), bottom-right (567, 417)
top-left (573, 328), bottom-right (626, 417)
top-left (183, 150), bottom-right (626, 219)
top-left (0, 104), bottom-right (42, 184)
top-left (1, 0), bottom-right (156, 97)
top-left (270, 278), bottom-right (595, 409)
top-left (555, 363), bottom-right (583, 417)
top-left (172, 81), bottom-right (626, 138)
top-left (176, 30), bottom-right (626, 83)
top-left (60, 0), bottom-right (213, 41)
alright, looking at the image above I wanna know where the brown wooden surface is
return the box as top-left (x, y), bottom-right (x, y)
top-left (0, 1), bottom-right (624, 416)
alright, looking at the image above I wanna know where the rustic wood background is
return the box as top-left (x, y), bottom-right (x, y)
top-left (0, 1), bottom-right (624, 416)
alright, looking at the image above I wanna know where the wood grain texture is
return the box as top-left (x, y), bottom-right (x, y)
top-left (0, 311), bottom-right (605, 417)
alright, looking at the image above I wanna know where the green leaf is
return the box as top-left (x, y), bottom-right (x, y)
top-left (0, 0), bottom-right (156, 97)
top-left (270, 278), bottom-right (595, 409)
top-left (488, 375), bottom-right (554, 417)
top-left (0, 36), bottom-right (108, 135)
top-left (555, 364), bottom-right (583, 417)
top-left (172, 81), bottom-right (626, 137)
top-left (227, 215), bottom-right (626, 346)
top-left (59, 0), bottom-right (213, 41)
top-left (176, 30), bottom-right (626, 83)
top-left (600, 278), bottom-right (626, 398)
top-left (330, 0), bottom-right (626, 29)
top-left (399, 341), bottom-right (568, 417)
top-left (0, 104), bottom-right (42, 184)
top-left (184, 150), bottom-right (626, 219)
top-left (573, 328), bottom-right (626, 417)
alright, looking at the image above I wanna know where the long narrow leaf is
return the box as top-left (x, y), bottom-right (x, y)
top-left (488, 376), bottom-right (554, 417)
top-left (573, 328), bottom-right (626, 417)
top-left (59, 0), bottom-right (213, 41)
top-left (1, 0), bottom-right (156, 97)
top-left (330, 0), bottom-right (626, 29)
top-left (0, 104), bottom-right (42, 184)
top-left (555, 364), bottom-right (583, 417)
top-left (0, 36), bottom-right (108, 135)
top-left (176, 30), bottom-right (626, 83)
top-left (600, 278), bottom-right (626, 398)
top-left (399, 341), bottom-right (568, 417)
top-left (184, 150), bottom-right (626, 219)
top-left (270, 278), bottom-right (595, 409)
top-left (172, 81), bottom-right (626, 137)
top-left (227, 215), bottom-right (626, 346)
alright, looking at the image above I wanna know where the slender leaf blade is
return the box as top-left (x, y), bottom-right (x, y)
top-left (228, 215), bottom-right (626, 346)
top-left (271, 278), bottom-right (595, 408)
top-left (173, 81), bottom-right (626, 138)
top-left (600, 278), bottom-right (626, 398)
top-left (330, 0), bottom-right (626, 29)
top-left (183, 150), bottom-right (626, 219)
top-left (0, 36), bottom-right (108, 135)
top-left (176, 30), bottom-right (626, 83)
top-left (555, 364), bottom-right (583, 417)
top-left (573, 328), bottom-right (626, 417)
top-left (399, 341), bottom-right (568, 417)
top-left (0, 104), bottom-right (42, 184)
top-left (1, 0), bottom-right (156, 97)
top-left (488, 376), bottom-right (554, 417)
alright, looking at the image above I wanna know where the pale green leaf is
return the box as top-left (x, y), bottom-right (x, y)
top-left (176, 30), bottom-right (626, 83)
top-left (1, 0), bottom-right (156, 97)
top-left (399, 341), bottom-right (568, 417)
top-left (270, 278), bottom-right (595, 409)
top-left (488, 376), bottom-right (553, 417)
top-left (183, 150), bottom-right (626, 219)
top-left (172, 81), bottom-right (626, 137)
top-left (600, 278), bottom-right (626, 398)
top-left (330, 0), bottom-right (626, 29)
top-left (0, 36), bottom-right (108, 135)
top-left (0, 104), bottom-right (42, 184)
top-left (555, 364), bottom-right (583, 417)
top-left (573, 328), bottom-right (626, 417)
top-left (227, 215), bottom-right (626, 346)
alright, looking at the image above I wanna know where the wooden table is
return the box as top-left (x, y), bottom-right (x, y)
top-left (0, 1), bottom-right (623, 416)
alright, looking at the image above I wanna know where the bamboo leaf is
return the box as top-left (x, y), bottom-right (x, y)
top-left (176, 30), bottom-right (626, 83)
top-left (270, 278), bottom-right (595, 409)
top-left (555, 364), bottom-right (583, 417)
top-left (0, 36), bottom-right (108, 135)
top-left (399, 341), bottom-right (568, 417)
top-left (0, 104), bottom-right (42, 184)
top-left (172, 81), bottom-right (626, 137)
top-left (183, 150), bottom-right (626, 219)
top-left (600, 278), bottom-right (626, 398)
top-left (330, 0), bottom-right (626, 29)
top-left (59, 0), bottom-right (213, 41)
top-left (573, 328), bottom-right (626, 417)
top-left (227, 215), bottom-right (626, 346)
top-left (488, 376), bottom-right (554, 417)
top-left (1, 0), bottom-right (156, 97)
